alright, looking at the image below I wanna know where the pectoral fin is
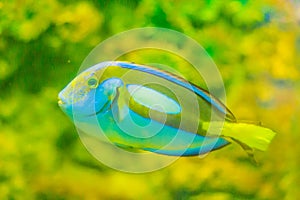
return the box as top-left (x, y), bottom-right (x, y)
top-left (113, 86), bottom-right (130, 122)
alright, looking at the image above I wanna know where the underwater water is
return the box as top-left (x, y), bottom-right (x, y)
top-left (0, 0), bottom-right (299, 199)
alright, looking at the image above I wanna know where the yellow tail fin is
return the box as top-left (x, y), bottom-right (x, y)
top-left (203, 122), bottom-right (276, 151)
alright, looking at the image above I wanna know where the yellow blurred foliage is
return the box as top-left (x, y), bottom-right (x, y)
top-left (0, 0), bottom-right (299, 199)
top-left (55, 2), bottom-right (103, 42)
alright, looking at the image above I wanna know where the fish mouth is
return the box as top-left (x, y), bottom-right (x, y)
top-left (58, 96), bottom-right (68, 108)
top-left (58, 98), bottom-right (65, 106)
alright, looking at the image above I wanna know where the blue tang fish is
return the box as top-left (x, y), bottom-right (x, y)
top-left (58, 61), bottom-right (276, 158)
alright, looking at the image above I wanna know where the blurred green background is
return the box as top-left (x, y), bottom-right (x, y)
top-left (1, 0), bottom-right (299, 199)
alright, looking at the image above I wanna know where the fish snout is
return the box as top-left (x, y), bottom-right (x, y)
top-left (57, 93), bottom-right (73, 117)
top-left (58, 91), bottom-right (68, 107)
top-left (58, 97), bottom-right (65, 106)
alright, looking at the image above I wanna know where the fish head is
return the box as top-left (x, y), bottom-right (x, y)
top-left (58, 68), bottom-right (123, 119)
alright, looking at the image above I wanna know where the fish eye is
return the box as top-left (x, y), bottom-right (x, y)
top-left (87, 77), bottom-right (98, 89)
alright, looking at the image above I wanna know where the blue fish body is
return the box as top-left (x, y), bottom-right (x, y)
top-left (72, 100), bottom-right (229, 156)
top-left (58, 61), bottom-right (240, 156)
